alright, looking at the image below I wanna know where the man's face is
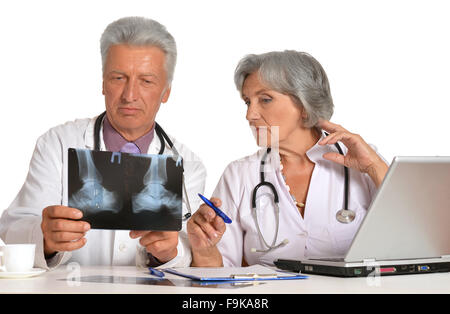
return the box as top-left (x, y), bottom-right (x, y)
top-left (102, 44), bottom-right (171, 140)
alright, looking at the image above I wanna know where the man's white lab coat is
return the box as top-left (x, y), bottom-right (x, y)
top-left (0, 115), bottom-right (206, 269)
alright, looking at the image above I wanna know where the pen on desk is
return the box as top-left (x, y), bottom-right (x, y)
top-left (149, 267), bottom-right (165, 278)
top-left (198, 193), bottom-right (232, 224)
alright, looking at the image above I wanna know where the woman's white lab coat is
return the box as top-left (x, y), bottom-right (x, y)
top-left (0, 116), bottom-right (206, 269)
top-left (213, 133), bottom-right (382, 267)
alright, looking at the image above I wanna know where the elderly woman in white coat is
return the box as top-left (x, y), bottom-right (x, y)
top-left (187, 50), bottom-right (388, 267)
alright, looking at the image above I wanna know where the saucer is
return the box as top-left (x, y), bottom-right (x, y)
top-left (0, 268), bottom-right (46, 279)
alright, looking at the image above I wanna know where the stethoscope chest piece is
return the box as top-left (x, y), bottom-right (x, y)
top-left (336, 209), bottom-right (356, 224)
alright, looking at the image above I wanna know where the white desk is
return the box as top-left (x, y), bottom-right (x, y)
top-left (1, 266), bottom-right (450, 294)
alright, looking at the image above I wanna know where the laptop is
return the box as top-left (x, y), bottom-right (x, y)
top-left (275, 156), bottom-right (450, 277)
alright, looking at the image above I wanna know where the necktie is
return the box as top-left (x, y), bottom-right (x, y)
top-left (120, 142), bottom-right (141, 154)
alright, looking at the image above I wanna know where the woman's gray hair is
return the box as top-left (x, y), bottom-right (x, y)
top-left (100, 16), bottom-right (177, 85)
top-left (234, 50), bottom-right (334, 128)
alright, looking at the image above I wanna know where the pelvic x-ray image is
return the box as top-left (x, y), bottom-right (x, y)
top-left (68, 148), bottom-right (183, 231)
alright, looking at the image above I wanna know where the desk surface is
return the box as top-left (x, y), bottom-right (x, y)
top-left (1, 266), bottom-right (449, 294)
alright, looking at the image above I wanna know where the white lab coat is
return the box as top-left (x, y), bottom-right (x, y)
top-left (0, 115), bottom-right (206, 269)
top-left (213, 132), bottom-right (383, 267)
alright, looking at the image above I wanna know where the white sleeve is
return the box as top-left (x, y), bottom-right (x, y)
top-left (0, 132), bottom-right (71, 269)
top-left (212, 162), bottom-right (245, 267)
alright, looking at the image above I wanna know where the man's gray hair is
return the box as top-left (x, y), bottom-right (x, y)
top-left (100, 16), bottom-right (177, 84)
top-left (234, 50), bottom-right (334, 128)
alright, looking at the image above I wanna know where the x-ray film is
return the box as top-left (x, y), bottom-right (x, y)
top-left (68, 148), bottom-right (183, 231)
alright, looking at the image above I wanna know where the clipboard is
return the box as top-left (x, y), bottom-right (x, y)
top-left (163, 265), bottom-right (308, 282)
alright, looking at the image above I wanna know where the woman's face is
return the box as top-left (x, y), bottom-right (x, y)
top-left (242, 72), bottom-right (306, 147)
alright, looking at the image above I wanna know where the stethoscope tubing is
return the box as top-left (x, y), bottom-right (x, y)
top-left (253, 142), bottom-right (349, 212)
top-left (251, 137), bottom-right (352, 252)
top-left (93, 111), bottom-right (192, 220)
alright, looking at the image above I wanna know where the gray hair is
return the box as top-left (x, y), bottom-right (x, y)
top-left (100, 16), bottom-right (177, 85)
top-left (234, 50), bottom-right (334, 128)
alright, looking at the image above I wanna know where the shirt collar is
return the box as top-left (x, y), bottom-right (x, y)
top-left (305, 130), bottom-right (330, 162)
top-left (267, 130), bottom-right (338, 168)
top-left (102, 116), bottom-right (155, 153)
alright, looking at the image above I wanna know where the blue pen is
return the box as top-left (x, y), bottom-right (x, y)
top-left (148, 267), bottom-right (165, 278)
top-left (198, 193), bottom-right (232, 224)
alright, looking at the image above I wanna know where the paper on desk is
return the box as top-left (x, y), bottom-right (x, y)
top-left (164, 264), bottom-right (308, 281)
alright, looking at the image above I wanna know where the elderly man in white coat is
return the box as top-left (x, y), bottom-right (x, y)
top-left (0, 17), bottom-right (206, 269)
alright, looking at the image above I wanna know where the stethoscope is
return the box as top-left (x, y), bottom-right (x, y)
top-left (93, 111), bottom-right (192, 220)
top-left (250, 135), bottom-right (355, 253)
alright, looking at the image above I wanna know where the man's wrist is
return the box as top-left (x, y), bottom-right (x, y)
top-left (44, 240), bottom-right (57, 259)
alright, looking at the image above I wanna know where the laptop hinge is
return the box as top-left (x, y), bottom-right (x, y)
top-left (441, 255), bottom-right (450, 259)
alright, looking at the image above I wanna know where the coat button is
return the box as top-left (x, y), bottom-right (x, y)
top-left (119, 243), bottom-right (127, 252)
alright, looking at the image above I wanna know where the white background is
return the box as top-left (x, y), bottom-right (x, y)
top-left (1, 0), bottom-right (449, 214)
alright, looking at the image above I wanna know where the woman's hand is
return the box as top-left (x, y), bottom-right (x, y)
top-left (317, 120), bottom-right (388, 187)
top-left (187, 197), bottom-right (226, 266)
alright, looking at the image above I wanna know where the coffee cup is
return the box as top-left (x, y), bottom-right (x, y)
top-left (0, 244), bottom-right (36, 273)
